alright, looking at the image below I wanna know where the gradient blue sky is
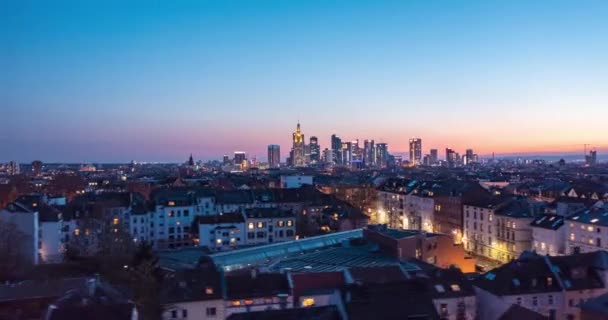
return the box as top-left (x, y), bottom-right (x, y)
top-left (2, 0), bottom-right (607, 163)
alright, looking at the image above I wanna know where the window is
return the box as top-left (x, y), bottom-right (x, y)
top-left (277, 220), bottom-right (284, 227)
top-left (570, 233), bottom-right (575, 241)
top-left (248, 222), bottom-right (254, 230)
top-left (440, 303), bottom-right (448, 315)
top-left (302, 298), bottom-right (315, 307)
top-left (183, 210), bottom-right (189, 217)
top-left (231, 300), bottom-right (241, 306)
top-left (205, 286), bottom-right (214, 295)
top-left (206, 307), bottom-right (216, 316)
top-left (244, 299), bottom-right (253, 305)
top-left (286, 230), bottom-right (294, 237)
top-left (257, 222), bottom-right (264, 228)
top-left (182, 310), bottom-right (188, 318)
top-left (171, 310), bottom-right (177, 319)
top-left (450, 284), bottom-right (461, 292)
top-left (287, 220), bottom-right (293, 227)
top-left (169, 227), bottom-right (175, 234)
top-left (516, 297), bottom-right (522, 305)
top-left (548, 295), bottom-right (554, 305)
top-left (434, 285), bottom-right (445, 293)
top-left (547, 277), bottom-right (553, 286)
top-left (248, 232), bottom-right (255, 239)
top-left (113, 218), bottom-right (119, 225)
top-left (532, 296), bottom-right (538, 306)
top-left (168, 211), bottom-right (174, 217)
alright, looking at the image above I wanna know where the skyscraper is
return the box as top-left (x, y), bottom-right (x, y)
top-left (322, 148), bottom-right (332, 164)
top-left (430, 149), bottom-right (438, 165)
top-left (291, 122), bottom-right (306, 167)
top-left (376, 143), bottom-right (388, 168)
top-left (341, 141), bottom-right (352, 166)
top-left (363, 139), bottom-right (375, 167)
top-left (234, 151), bottom-right (247, 164)
top-left (409, 138), bottom-right (422, 166)
top-left (267, 145), bottom-right (281, 168)
top-left (331, 134), bottom-right (342, 165)
top-left (445, 148), bottom-right (458, 168)
top-left (586, 149), bottom-right (598, 166)
top-left (465, 149), bottom-right (474, 165)
top-left (309, 136), bottom-right (320, 163)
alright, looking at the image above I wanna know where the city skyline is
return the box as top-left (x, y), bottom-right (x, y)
top-left (3, 1), bottom-right (608, 162)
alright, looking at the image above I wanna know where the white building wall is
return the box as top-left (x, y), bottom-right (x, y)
top-left (532, 226), bottom-right (566, 256)
top-left (39, 220), bottom-right (63, 263)
top-left (565, 221), bottom-right (608, 254)
top-left (0, 208), bottom-right (39, 265)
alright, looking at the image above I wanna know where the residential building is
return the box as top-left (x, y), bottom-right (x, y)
top-left (531, 214), bottom-right (566, 256)
top-left (364, 224), bottom-right (475, 272)
top-left (565, 205), bottom-right (608, 255)
top-left (198, 212), bottom-right (246, 250)
top-left (243, 208), bottom-right (296, 245)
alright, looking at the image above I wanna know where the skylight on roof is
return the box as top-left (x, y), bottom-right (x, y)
top-left (485, 273), bottom-right (496, 280)
top-left (450, 284), bottom-right (461, 292)
top-left (434, 284), bottom-right (445, 293)
top-left (573, 216), bottom-right (579, 220)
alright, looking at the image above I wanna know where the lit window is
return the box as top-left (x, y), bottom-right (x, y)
top-left (168, 201), bottom-right (175, 206)
top-left (244, 299), bottom-right (253, 305)
top-left (74, 229), bottom-right (80, 236)
top-left (287, 220), bottom-right (293, 227)
top-left (216, 239), bottom-right (222, 244)
top-left (277, 220), bottom-right (284, 227)
top-left (257, 222), bottom-right (264, 228)
top-left (168, 211), bottom-right (174, 217)
top-left (248, 222), bottom-right (254, 230)
top-left (205, 286), bottom-right (214, 295)
top-left (570, 233), bottom-right (575, 241)
top-left (450, 284), bottom-right (461, 292)
top-left (302, 298), bottom-right (315, 307)
top-left (113, 218), bottom-right (119, 225)
top-left (231, 300), bottom-right (241, 306)
top-left (589, 238), bottom-right (594, 245)
top-left (591, 219), bottom-right (599, 224)
top-left (588, 226), bottom-right (595, 231)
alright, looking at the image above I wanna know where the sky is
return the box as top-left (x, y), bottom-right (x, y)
top-left (1, 0), bottom-right (607, 163)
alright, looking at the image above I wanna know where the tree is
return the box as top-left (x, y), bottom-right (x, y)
top-left (0, 219), bottom-right (31, 279)
top-left (129, 243), bottom-right (164, 320)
